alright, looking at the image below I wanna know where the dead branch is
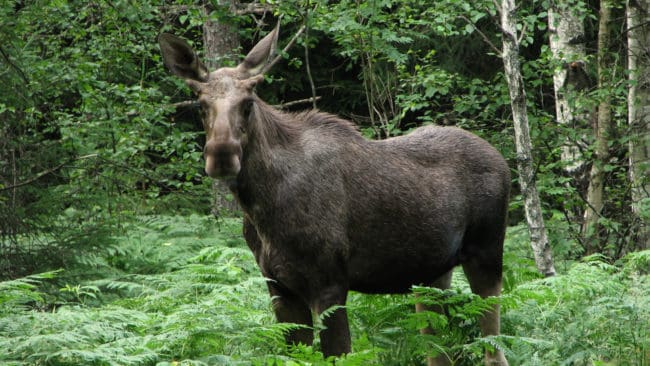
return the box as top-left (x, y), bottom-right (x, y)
top-left (162, 2), bottom-right (273, 16)
top-left (274, 96), bottom-right (321, 109)
top-left (234, 2), bottom-right (273, 16)
top-left (171, 100), bottom-right (199, 109)
top-left (166, 96), bottom-right (321, 111)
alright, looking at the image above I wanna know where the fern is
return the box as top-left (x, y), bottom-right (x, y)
top-left (2, 217), bottom-right (647, 366)
top-left (0, 270), bottom-right (61, 315)
top-left (503, 252), bottom-right (650, 365)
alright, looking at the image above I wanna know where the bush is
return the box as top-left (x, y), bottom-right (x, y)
top-left (3, 216), bottom-right (647, 365)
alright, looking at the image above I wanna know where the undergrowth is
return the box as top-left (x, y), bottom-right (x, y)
top-left (0, 216), bottom-right (648, 365)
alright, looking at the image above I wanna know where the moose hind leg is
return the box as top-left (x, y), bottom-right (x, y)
top-left (267, 283), bottom-right (314, 347)
top-left (462, 257), bottom-right (509, 366)
top-left (416, 270), bottom-right (453, 366)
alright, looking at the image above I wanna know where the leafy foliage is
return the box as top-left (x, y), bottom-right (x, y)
top-left (1, 0), bottom-right (648, 365)
top-left (1, 217), bottom-right (648, 365)
top-left (503, 255), bottom-right (650, 365)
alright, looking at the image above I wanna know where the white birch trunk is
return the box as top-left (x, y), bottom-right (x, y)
top-left (548, 0), bottom-right (590, 179)
top-left (627, 0), bottom-right (650, 250)
top-left (548, 1), bottom-right (589, 175)
top-left (582, 1), bottom-right (613, 251)
top-left (500, 0), bottom-right (556, 276)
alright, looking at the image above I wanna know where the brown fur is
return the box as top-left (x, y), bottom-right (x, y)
top-left (159, 28), bottom-right (510, 365)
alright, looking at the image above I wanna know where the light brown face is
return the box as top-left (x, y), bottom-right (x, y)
top-left (189, 68), bottom-right (258, 178)
top-left (158, 23), bottom-right (279, 180)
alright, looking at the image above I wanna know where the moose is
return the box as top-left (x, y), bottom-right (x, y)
top-left (159, 23), bottom-right (510, 366)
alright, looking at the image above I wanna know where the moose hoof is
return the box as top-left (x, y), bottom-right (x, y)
top-left (485, 351), bottom-right (509, 366)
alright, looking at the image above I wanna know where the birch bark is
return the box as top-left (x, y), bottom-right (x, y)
top-left (627, 0), bottom-right (650, 250)
top-left (500, 0), bottom-right (556, 276)
top-left (548, 1), bottom-right (589, 175)
top-left (582, 1), bottom-right (613, 252)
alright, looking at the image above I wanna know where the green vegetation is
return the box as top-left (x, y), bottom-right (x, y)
top-left (1, 217), bottom-right (648, 365)
top-left (2, 0), bottom-right (649, 365)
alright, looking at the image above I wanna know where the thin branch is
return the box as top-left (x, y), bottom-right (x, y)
top-left (457, 15), bottom-right (502, 55)
top-left (274, 96), bottom-right (321, 109)
top-left (234, 2), bottom-right (273, 16)
top-left (517, 21), bottom-right (528, 45)
top-left (166, 3), bottom-right (273, 15)
top-left (1, 154), bottom-right (98, 192)
top-left (303, 14), bottom-right (317, 108)
top-left (170, 100), bottom-right (199, 109)
top-left (164, 96), bottom-right (322, 111)
top-left (260, 24), bottom-right (306, 75)
top-left (0, 46), bottom-right (29, 84)
top-left (166, 96), bottom-right (321, 111)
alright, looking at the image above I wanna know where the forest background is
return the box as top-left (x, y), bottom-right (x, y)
top-left (0, 0), bottom-right (649, 365)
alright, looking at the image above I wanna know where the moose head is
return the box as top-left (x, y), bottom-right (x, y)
top-left (158, 23), bottom-right (280, 179)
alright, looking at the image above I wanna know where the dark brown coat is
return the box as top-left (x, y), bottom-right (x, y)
top-left (159, 24), bottom-right (510, 366)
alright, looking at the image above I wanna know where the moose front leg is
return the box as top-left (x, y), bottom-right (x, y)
top-left (314, 284), bottom-right (351, 357)
top-left (267, 282), bottom-right (314, 347)
top-left (416, 270), bottom-right (454, 366)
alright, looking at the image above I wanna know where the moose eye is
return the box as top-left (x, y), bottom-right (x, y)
top-left (197, 99), bottom-right (210, 122)
top-left (241, 98), bottom-right (254, 120)
top-left (197, 104), bottom-right (207, 121)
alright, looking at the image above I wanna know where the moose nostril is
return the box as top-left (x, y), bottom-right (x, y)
top-left (203, 140), bottom-right (241, 178)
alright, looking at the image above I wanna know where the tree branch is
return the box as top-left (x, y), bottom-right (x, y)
top-left (274, 96), bottom-right (321, 109)
top-left (171, 100), bottom-right (199, 109)
top-left (458, 15), bottom-right (502, 55)
top-left (0, 46), bottom-right (29, 84)
top-left (1, 154), bottom-right (98, 192)
top-left (260, 24), bottom-right (306, 75)
top-left (166, 96), bottom-right (321, 111)
top-left (234, 2), bottom-right (273, 16)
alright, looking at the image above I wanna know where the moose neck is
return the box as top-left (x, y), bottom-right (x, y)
top-left (246, 97), bottom-right (300, 157)
top-left (233, 97), bottom-right (299, 211)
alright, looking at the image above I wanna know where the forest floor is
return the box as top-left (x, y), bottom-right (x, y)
top-left (1, 215), bottom-right (648, 365)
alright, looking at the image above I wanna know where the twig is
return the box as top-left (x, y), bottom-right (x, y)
top-left (1, 154), bottom-right (98, 192)
top-left (303, 3), bottom-right (317, 108)
top-left (260, 24), bottom-right (307, 75)
top-left (164, 3), bottom-right (273, 16)
top-left (274, 96), bottom-right (321, 109)
top-left (517, 21), bottom-right (528, 46)
top-left (171, 100), bottom-right (199, 109)
top-left (234, 2), bottom-right (273, 16)
top-left (166, 96), bottom-right (321, 111)
top-left (458, 15), bottom-right (502, 55)
top-left (0, 46), bottom-right (29, 84)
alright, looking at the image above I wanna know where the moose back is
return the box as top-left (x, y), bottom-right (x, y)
top-left (159, 23), bottom-right (510, 366)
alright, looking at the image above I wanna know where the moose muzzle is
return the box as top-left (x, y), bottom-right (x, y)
top-left (203, 139), bottom-right (241, 179)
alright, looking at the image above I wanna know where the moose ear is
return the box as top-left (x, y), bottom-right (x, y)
top-left (237, 22), bottom-right (280, 77)
top-left (158, 33), bottom-right (209, 82)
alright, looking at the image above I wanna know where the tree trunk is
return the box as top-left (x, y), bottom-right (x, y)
top-left (627, 0), bottom-right (650, 250)
top-left (202, 0), bottom-right (241, 216)
top-left (500, 0), bottom-right (556, 276)
top-left (582, 0), bottom-right (613, 252)
top-left (548, 1), bottom-right (589, 178)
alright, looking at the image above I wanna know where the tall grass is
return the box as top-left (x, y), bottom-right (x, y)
top-left (0, 216), bottom-right (648, 365)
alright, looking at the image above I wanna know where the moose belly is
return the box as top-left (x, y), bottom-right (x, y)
top-left (347, 241), bottom-right (461, 294)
